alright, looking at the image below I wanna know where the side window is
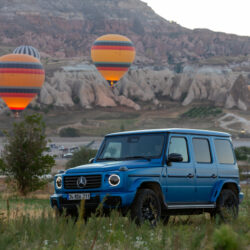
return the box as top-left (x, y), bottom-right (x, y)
top-left (192, 138), bottom-right (211, 163)
top-left (214, 139), bottom-right (235, 164)
top-left (168, 137), bottom-right (189, 162)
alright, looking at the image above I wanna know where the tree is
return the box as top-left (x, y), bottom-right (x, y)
top-left (0, 114), bottom-right (55, 195)
top-left (66, 147), bottom-right (97, 169)
top-left (234, 146), bottom-right (250, 161)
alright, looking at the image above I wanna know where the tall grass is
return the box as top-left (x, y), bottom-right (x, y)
top-left (0, 190), bottom-right (249, 250)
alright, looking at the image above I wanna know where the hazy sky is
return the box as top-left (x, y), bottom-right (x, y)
top-left (143, 0), bottom-right (250, 36)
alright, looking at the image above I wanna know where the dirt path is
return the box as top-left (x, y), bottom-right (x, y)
top-left (218, 113), bottom-right (250, 132)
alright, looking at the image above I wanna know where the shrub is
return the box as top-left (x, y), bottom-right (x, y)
top-left (66, 147), bottom-right (97, 169)
top-left (234, 146), bottom-right (250, 161)
top-left (0, 114), bottom-right (55, 195)
top-left (213, 225), bottom-right (241, 250)
top-left (59, 127), bottom-right (80, 137)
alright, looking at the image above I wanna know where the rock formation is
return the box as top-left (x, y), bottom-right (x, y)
top-left (35, 66), bottom-right (250, 111)
top-left (0, 0), bottom-right (249, 112)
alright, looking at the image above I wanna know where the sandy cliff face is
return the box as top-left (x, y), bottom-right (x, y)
top-left (35, 67), bottom-right (250, 111)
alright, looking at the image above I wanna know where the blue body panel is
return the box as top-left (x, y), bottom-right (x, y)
top-left (50, 128), bottom-right (243, 212)
top-left (107, 128), bottom-right (230, 137)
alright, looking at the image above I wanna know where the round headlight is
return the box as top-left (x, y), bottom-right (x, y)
top-left (108, 174), bottom-right (120, 186)
top-left (56, 176), bottom-right (62, 189)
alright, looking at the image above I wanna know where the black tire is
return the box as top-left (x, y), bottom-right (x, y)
top-left (214, 189), bottom-right (238, 222)
top-left (131, 189), bottom-right (161, 226)
top-left (66, 207), bottom-right (78, 217)
top-left (162, 215), bottom-right (170, 225)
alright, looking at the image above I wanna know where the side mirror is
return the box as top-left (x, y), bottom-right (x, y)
top-left (89, 158), bottom-right (94, 163)
top-left (167, 153), bottom-right (183, 166)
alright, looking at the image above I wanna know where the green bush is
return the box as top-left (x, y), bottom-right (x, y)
top-left (59, 127), bottom-right (80, 137)
top-left (234, 146), bottom-right (250, 161)
top-left (66, 147), bottom-right (97, 169)
top-left (213, 225), bottom-right (241, 250)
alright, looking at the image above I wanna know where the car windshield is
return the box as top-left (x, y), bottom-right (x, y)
top-left (97, 133), bottom-right (165, 161)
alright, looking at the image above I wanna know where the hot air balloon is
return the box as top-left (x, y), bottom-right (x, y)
top-left (0, 54), bottom-right (45, 116)
top-left (91, 34), bottom-right (136, 87)
top-left (13, 45), bottom-right (40, 60)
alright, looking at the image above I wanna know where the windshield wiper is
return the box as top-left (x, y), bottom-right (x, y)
top-left (97, 157), bottom-right (120, 161)
top-left (123, 156), bottom-right (151, 161)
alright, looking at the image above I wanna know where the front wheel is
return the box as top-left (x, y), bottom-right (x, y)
top-left (213, 189), bottom-right (239, 222)
top-left (131, 189), bottom-right (161, 226)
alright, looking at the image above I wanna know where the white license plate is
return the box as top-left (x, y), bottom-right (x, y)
top-left (67, 193), bottom-right (90, 200)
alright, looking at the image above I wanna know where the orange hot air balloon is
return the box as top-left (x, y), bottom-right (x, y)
top-left (91, 34), bottom-right (136, 87)
top-left (0, 54), bottom-right (45, 115)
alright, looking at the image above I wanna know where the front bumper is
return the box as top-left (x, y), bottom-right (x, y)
top-left (50, 191), bottom-right (136, 210)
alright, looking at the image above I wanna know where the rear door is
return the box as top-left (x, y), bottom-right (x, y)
top-left (191, 136), bottom-right (217, 202)
top-left (165, 134), bottom-right (196, 203)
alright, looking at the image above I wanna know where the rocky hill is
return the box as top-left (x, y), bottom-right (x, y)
top-left (0, 0), bottom-right (250, 65)
top-left (0, 0), bottom-right (250, 113)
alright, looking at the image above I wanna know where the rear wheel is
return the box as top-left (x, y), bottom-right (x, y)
top-left (213, 189), bottom-right (238, 222)
top-left (131, 189), bottom-right (161, 226)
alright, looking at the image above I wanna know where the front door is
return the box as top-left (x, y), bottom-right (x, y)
top-left (164, 135), bottom-right (196, 203)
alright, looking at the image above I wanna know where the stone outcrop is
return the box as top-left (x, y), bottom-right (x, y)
top-left (35, 67), bottom-right (250, 111)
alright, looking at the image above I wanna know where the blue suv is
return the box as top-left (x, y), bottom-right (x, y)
top-left (50, 129), bottom-right (244, 224)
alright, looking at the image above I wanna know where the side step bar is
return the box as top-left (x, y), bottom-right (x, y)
top-left (167, 204), bottom-right (216, 210)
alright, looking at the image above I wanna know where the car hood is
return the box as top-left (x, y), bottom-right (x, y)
top-left (65, 160), bottom-right (151, 174)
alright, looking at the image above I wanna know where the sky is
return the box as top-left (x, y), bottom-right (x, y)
top-left (143, 0), bottom-right (250, 37)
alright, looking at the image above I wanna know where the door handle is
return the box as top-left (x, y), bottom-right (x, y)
top-left (187, 173), bottom-right (194, 178)
top-left (211, 174), bottom-right (217, 178)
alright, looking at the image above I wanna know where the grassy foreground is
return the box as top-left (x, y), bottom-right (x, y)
top-left (0, 189), bottom-right (249, 250)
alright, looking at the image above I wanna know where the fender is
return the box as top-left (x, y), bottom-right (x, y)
top-left (210, 179), bottom-right (240, 203)
top-left (128, 177), bottom-right (162, 193)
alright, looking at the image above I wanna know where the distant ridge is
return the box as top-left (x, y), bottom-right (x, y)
top-left (0, 0), bottom-right (249, 66)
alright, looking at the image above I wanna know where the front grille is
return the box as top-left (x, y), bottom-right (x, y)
top-left (64, 175), bottom-right (102, 189)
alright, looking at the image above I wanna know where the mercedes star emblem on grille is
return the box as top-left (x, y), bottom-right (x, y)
top-left (77, 176), bottom-right (87, 188)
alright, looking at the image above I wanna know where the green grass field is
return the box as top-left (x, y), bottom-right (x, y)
top-left (0, 187), bottom-right (249, 250)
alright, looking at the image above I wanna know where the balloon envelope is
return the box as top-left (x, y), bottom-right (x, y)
top-left (91, 34), bottom-right (135, 87)
top-left (0, 54), bottom-right (45, 113)
top-left (13, 45), bottom-right (40, 60)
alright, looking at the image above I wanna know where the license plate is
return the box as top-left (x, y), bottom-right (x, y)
top-left (67, 193), bottom-right (90, 200)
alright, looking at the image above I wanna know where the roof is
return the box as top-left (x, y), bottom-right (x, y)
top-left (106, 128), bottom-right (231, 137)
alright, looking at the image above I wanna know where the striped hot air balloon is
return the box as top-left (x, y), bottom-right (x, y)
top-left (0, 54), bottom-right (45, 114)
top-left (13, 45), bottom-right (40, 60)
top-left (91, 34), bottom-right (136, 87)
